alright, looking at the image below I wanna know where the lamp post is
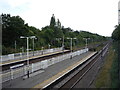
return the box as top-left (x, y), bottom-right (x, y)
top-left (67, 38), bottom-right (77, 53)
top-left (56, 36), bottom-right (64, 52)
top-left (20, 36), bottom-right (29, 78)
top-left (48, 44), bottom-right (51, 49)
top-left (83, 38), bottom-right (90, 48)
top-left (67, 38), bottom-right (77, 59)
top-left (62, 36), bottom-right (64, 53)
top-left (15, 40), bottom-right (16, 53)
top-left (20, 36), bottom-right (36, 78)
top-left (41, 47), bottom-right (44, 55)
top-left (31, 36), bottom-right (37, 56)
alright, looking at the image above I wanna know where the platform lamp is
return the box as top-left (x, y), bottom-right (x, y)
top-left (20, 36), bottom-right (36, 78)
top-left (67, 38), bottom-right (77, 59)
top-left (31, 36), bottom-right (37, 56)
top-left (83, 38), bottom-right (90, 48)
top-left (48, 44), bottom-right (51, 49)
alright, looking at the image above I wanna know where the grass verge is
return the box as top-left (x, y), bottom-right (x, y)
top-left (94, 45), bottom-right (116, 88)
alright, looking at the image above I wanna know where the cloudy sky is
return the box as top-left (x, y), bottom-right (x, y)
top-left (0, 0), bottom-right (119, 36)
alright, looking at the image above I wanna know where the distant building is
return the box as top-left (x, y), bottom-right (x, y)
top-left (118, 1), bottom-right (120, 24)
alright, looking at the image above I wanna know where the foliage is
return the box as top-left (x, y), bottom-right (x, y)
top-left (112, 25), bottom-right (120, 41)
top-left (50, 14), bottom-right (56, 29)
top-left (110, 41), bottom-right (119, 88)
top-left (2, 14), bottom-right (29, 47)
top-left (95, 45), bottom-right (115, 88)
top-left (111, 25), bottom-right (120, 88)
top-left (1, 13), bottom-right (107, 55)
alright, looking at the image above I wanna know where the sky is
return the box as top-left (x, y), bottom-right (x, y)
top-left (0, 0), bottom-right (119, 36)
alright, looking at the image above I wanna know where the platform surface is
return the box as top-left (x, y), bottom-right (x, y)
top-left (33, 52), bottom-right (96, 89)
top-left (2, 51), bottom-right (95, 88)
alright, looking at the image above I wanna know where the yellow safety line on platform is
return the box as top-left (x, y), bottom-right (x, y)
top-left (32, 52), bottom-right (96, 89)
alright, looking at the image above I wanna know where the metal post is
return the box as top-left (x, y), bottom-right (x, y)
top-left (20, 36), bottom-right (36, 78)
top-left (21, 46), bottom-right (24, 59)
top-left (67, 37), bottom-right (77, 59)
top-left (71, 38), bottom-right (72, 53)
top-left (33, 38), bottom-right (34, 56)
top-left (62, 36), bottom-right (64, 53)
top-left (49, 44), bottom-right (50, 49)
top-left (23, 65), bottom-right (25, 79)
top-left (42, 47), bottom-right (44, 55)
top-left (10, 68), bottom-right (12, 86)
top-left (70, 38), bottom-right (72, 59)
top-left (26, 37), bottom-right (29, 78)
top-left (15, 40), bottom-right (16, 52)
top-left (22, 46), bottom-right (24, 55)
top-left (86, 39), bottom-right (87, 48)
top-left (83, 38), bottom-right (90, 49)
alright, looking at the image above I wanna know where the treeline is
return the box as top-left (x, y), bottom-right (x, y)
top-left (112, 25), bottom-right (120, 41)
top-left (2, 14), bottom-right (106, 55)
top-left (111, 25), bottom-right (120, 88)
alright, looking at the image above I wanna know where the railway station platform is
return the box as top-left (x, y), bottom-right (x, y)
top-left (2, 51), bottom-right (96, 88)
top-left (1, 50), bottom-right (69, 66)
top-left (33, 52), bottom-right (96, 89)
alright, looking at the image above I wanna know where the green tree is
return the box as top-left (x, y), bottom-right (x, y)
top-left (112, 25), bottom-right (120, 41)
top-left (50, 14), bottom-right (56, 29)
top-left (2, 13), bottom-right (107, 54)
top-left (2, 14), bottom-right (29, 47)
top-left (56, 19), bottom-right (61, 29)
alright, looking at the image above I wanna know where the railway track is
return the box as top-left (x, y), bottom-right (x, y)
top-left (42, 43), bottom-right (109, 89)
top-left (1, 50), bottom-right (70, 71)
